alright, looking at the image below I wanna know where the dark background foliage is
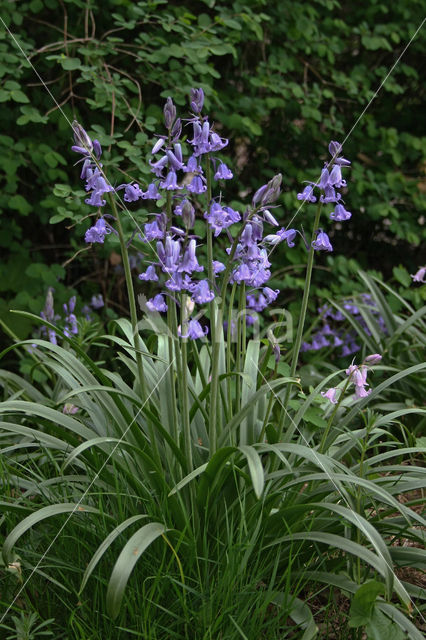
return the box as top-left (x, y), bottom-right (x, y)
top-left (0, 0), bottom-right (425, 340)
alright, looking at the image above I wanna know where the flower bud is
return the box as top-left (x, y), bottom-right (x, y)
top-left (181, 199), bottom-right (195, 229)
top-left (163, 97), bottom-right (176, 130)
top-left (190, 87), bottom-right (205, 113)
top-left (364, 354), bottom-right (382, 365)
top-left (72, 120), bottom-right (93, 154)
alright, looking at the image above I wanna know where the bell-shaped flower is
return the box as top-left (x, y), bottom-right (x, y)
top-left (160, 170), bottom-right (183, 190)
top-left (297, 185), bottom-right (317, 202)
top-left (138, 265), bottom-right (159, 281)
top-left (190, 279), bottom-right (215, 304)
top-left (330, 203), bottom-right (351, 221)
top-left (312, 230), bottom-right (333, 252)
top-left (214, 162), bottom-right (233, 180)
top-left (85, 217), bottom-right (111, 243)
top-left (146, 294), bottom-right (168, 313)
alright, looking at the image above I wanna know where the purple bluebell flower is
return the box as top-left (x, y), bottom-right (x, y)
top-left (143, 183), bottom-right (161, 200)
top-left (214, 162), bottom-right (233, 180)
top-left (138, 265), bottom-right (159, 281)
top-left (328, 164), bottom-right (346, 189)
top-left (122, 183), bottom-right (144, 202)
top-left (165, 273), bottom-right (192, 291)
top-left (160, 170), bottom-right (182, 190)
top-left (152, 137), bottom-right (166, 154)
top-left (146, 294), bottom-right (168, 313)
top-left (142, 214), bottom-right (167, 242)
top-left (158, 236), bottom-right (182, 273)
top-left (312, 230), bottom-right (333, 252)
top-left (63, 403), bottom-right (79, 414)
top-left (411, 266), bottom-right (426, 283)
top-left (330, 203), bottom-right (351, 221)
top-left (297, 185), bottom-right (317, 203)
top-left (213, 260), bottom-right (225, 275)
top-left (190, 279), bottom-right (215, 304)
top-left (179, 318), bottom-right (208, 340)
top-left (90, 294), bottom-right (104, 309)
top-left (149, 155), bottom-right (169, 177)
top-left (321, 387), bottom-right (339, 404)
top-left (179, 239), bottom-right (204, 274)
top-left (276, 228), bottom-right (297, 248)
top-left (204, 202), bottom-right (241, 236)
top-left (187, 175), bottom-right (207, 194)
top-left (320, 184), bottom-right (341, 204)
top-left (85, 218), bottom-right (111, 244)
top-left (184, 155), bottom-right (202, 173)
top-left (166, 147), bottom-right (184, 171)
top-left (364, 353), bottom-right (382, 365)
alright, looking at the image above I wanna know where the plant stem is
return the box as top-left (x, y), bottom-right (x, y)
top-left (278, 201), bottom-right (323, 441)
top-left (108, 194), bottom-right (147, 401)
top-left (180, 293), bottom-right (193, 471)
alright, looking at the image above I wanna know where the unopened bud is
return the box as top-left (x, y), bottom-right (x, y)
top-left (163, 97), bottom-right (176, 130)
top-left (190, 87), bottom-right (204, 113)
top-left (181, 199), bottom-right (195, 229)
top-left (364, 354), bottom-right (382, 365)
top-left (72, 120), bottom-right (93, 154)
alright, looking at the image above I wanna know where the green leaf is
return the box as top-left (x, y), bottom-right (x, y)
top-left (106, 522), bottom-right (166, 618)
top-left (392, 265), bottom-right (411, 288)
top-left (9, 194), bottom-right (32, 215)
top-left (10, 89), bottom-right (29, 103)
top-left (61, 57), bottom-right (81, 70)
top-left (3, 503), bottom-right (102, 563)
top-left (349, 580), bottom-right (385, 627)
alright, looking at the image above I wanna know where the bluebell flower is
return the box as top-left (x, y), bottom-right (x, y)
top-left (297, 185), bottom-right (317, 203)
top-left (312, 230), bottom-right (333, 252)
top-left (85, 218), bottom-right (111, 244)
top-left (143, 183), bottom-right (161, 200)
top-left (330, 203), bottom-right (351, 221)
top-left (149, 155), bottom-right (168, 177)
top-left (165, 273), bottom-right (192, 291)
top-left (190, 279), bottom-right (215, 304)
top-left (213, 260), bottom-right (225, 275)
top-left (120, 183), bottom-right (144, 202)
top-left (146, 294), bottom-right (168, 313)
top-left (179, 318), bottom-right (208, 339)
top-left (276, 228), bottom-right (297, 248)
top-left (90, 294), bottom-right (104, 309)
top-left (321, 387), bottom-right (339, 404)
top-left (214, 162), bottom-right (233, 180)
top-left (157, 236), bottom-right (182, 273)
top-left (204, 202), bottom-right (240, 236)
top-left (187, 175), bottom-right (207, 194)
top-left (179, 239), bottom-right (204, 273)
top-left (411, 266), bottom-right (426, 283)
top-left (160, 170), bottom-right (183, 190)
top-left (142, 214), bottom-right (167, 242)
top-left (320, 184), bottom-right (341, 204)
top-left (328, 141), bottom-right (351, 166)
top-left (138, 265), bottom-right (159, 281)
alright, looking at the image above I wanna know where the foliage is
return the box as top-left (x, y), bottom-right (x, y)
top-left (1, 86), bottom-right (425, 639)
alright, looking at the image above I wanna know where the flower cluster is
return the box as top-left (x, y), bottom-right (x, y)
top-left (297, 141), bottom-right (352, 252)
top-left (301, 295), bottom-right (387, 357)
top-left (72, 91), bottom-right (355, 341)
top-left (321, 353), bottom-right (382, 404)
top-left (72, 90), bottom-right (301, 338)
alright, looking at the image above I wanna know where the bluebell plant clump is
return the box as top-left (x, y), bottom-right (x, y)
top-left (301, 294), bottom-right (388, 357)
top-left (72, 89), bottom-right (353, 340)
top-left (321, 353), bottom-right (382, 404)
top-left (38, 288), bottom-right (104, 343)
